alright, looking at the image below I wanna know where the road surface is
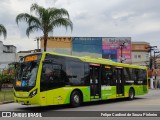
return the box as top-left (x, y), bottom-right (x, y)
top-left (0, 89), bottom-right (160, 120)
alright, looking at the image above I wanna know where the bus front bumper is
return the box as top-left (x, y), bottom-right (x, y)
top-left (14, 96), bottom-right (39, 105)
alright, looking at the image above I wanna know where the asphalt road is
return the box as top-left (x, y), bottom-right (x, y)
top-left (0, 89), bottom-right (160, 120)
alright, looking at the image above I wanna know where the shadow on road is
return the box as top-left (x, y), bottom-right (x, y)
top-left (17, 97), bottom-right (145, 112)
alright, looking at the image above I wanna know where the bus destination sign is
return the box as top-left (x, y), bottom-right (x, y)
top-left (24, 55), bottom-right (38, 62)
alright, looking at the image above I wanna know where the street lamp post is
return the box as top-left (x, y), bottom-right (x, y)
top-left (34, 37), bottom-right (40, 49)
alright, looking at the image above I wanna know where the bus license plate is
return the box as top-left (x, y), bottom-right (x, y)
top-left (20, 102), bottom-right (24, 105)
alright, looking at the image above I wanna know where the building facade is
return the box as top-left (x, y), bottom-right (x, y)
top-left (41, 37), bottom-right (72, 55)
top-left (131, 42), bottom-right (150, 66)
top-left (40, 37), bottom-right (132, 63)
top-left (0, 41), bottom-right (16, 71)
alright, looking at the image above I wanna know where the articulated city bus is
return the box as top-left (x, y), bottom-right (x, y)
top-left (13, 52), bottom-right (148, 107)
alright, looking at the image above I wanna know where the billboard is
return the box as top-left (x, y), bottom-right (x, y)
top-left (72, 37), bottom-right (102, 57)
top-left (102, 37), bottom-right (131, 63)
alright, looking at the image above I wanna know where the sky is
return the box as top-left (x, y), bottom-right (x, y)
top-left (0, 0), bottom-right (160, 51)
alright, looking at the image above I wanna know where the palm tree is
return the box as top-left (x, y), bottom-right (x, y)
top-left (0, 24), bottom-right (7, 39)
top-left (16, 3), bottom-right (73, 52)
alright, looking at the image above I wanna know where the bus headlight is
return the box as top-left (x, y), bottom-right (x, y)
top-left (29, 89), bottom-right (37, 98)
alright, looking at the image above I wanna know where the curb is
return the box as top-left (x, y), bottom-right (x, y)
top-left (0, 101), bottom-right (14, 105)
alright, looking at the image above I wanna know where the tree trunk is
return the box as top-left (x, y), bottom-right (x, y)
top-left (43, 33), bottom-right (48, 52)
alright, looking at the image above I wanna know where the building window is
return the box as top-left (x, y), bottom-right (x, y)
top-left (138, 55), bottom-right (141, 58)
top-left (134, 55), bottom-right (137, 59)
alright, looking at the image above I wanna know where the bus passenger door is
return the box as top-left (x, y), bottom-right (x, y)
top-left (115, 67), bottom-right (124, 96)
top-left (90, 64), bottom-right (101, 99)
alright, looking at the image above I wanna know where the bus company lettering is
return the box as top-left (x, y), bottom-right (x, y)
top-left (101, 86), bottom-right (112, 90)
top-left (12, 112), bottom-right (42, 117)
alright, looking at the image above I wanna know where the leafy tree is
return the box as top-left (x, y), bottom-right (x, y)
top-left (0, 24), bottom-right (7, 39)
top-left (0, 74), bottom-right (7, 91)
top-left (0, 69), bottom-right (15, 91)
top-left (16, 3), bottom-right (73, 51)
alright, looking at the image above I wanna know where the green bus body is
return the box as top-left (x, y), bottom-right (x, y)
top-left (13, 52), bottom-right (148, 106)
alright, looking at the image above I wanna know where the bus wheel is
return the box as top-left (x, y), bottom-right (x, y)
top-left (129, 88), bottom-right (135, 100)
top-left (70, 91), bottom-right (81, 107)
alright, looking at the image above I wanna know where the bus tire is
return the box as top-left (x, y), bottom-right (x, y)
top-left (70, 91), bottom-right (81, 107)
top-left (128, 88), bottom-right (135, 100)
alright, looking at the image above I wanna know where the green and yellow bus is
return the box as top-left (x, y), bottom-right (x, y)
top-left (13, 52), bottom-right (148, 107)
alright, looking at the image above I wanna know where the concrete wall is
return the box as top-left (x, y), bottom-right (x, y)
top-left (41, 37), bottom-right (72, 48)
top-left (41, 37), bottom-right (72, 55)
top-left (3, 45), bottom-right (16, 53)
top-left (132, 42), bottom-right (150, 52)
top-left (132, 51), bottom-right (149, 65)
top-left (43, 48), bottom-right (72, 55)
top-left (0, 41), bottom-right (17, 71)
top-left (0, 53), bottom-right (16, 63)
top-left (0, 53), bottom-right (16, 71)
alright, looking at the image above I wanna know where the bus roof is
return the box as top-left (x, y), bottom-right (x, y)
top-left (41, 52), bottom-right (147, 70)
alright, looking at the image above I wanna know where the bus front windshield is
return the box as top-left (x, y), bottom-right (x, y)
top-left (15, 61), bottom-right (38, 90)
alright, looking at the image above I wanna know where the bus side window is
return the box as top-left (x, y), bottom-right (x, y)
top-left (40, 63), bottom-right (63, 91)
top-left (112, 68), bottom-right (117, 86)
top-left (123, 67), bottom-right (132, 82)
top-left (132, 69), bottom-right (139, 84)
top-left (84, 63), bottom-right (90, 86)
top-left (138, 69), bottom-right (147, 85)
top-left (102, 65), bottom-right (113, 86)
top-left (142, 70), bottom-right (147, 85)
top-left (65, 60), bottom-right (85, 86)
top-left (41, 64), bottom-right (53, 81)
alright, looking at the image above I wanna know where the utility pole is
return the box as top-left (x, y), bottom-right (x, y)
top-left (119, 42), bottom-right (127, 63)
top-left (154, 51), bottom-right (160, 89)
top-left (146, 46), bottom-right (157, 89)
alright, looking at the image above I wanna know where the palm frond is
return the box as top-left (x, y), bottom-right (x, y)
top-left (0, 24), bottom-right (7, 39)
top-left (16, 13), bottom-right (31, 25)
top-left (28, 15), bottom-right (42, 29)
top-left (49, 8), bottom-right (70, 20)
top-left (30, 3), bottom-right (45, 18)
top-left (50, 18), bottom-right (73, 31)
top-left (26, 25), bottom-right (39, 37)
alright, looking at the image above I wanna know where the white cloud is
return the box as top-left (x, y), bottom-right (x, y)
top-left (0, 0), bottom-right (160, 51)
